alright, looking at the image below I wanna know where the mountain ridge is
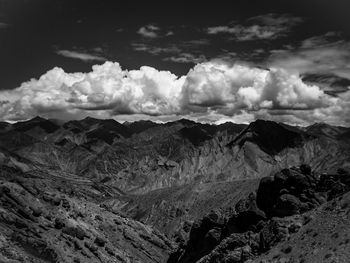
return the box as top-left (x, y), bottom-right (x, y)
top-left (0, 117), bottom-right (350, 262)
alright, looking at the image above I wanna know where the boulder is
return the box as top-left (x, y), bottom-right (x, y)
top-left (54, 218), bottom-right (65, 229)
top-left (272, 194), bottom-right (301, 217)
top-left (94, 236), bottom-right (106, 247)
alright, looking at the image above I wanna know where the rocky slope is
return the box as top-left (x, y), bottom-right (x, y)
top-left (109, 179), bottom-right (260, 237)
top-left (0, 165), bottom-right (173, 263)
top-left (168, 165), bottom-right (350, 263)
top-left (252, 191), bottom-right (350, 263)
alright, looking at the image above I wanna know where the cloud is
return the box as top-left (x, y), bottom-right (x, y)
top-left (207, 24), bottom-right (277, 41)
top-left (182, 39), bottom-right (210, 46)
top-left (0, 22), bottom-right (10, 29)
top-left (207, 13), bottom-right (303, 41)
top-left (0, 62), bottom-right (186, 121)
top-left (92, 47), bottom-right (104, 53)
top-left (56, 50), bottom-right (107, 62)
top-left (1, 60), bottom-right (348, 126)
top-left (268, 34), bottom-right (350, 80)
top-left (248, 13), bottom-right (303, 27)
top-left (181, 63), bottom-right (331, 112)
top-left (163, 53), bottom-right (207, 64)
top-left (132, 39), bottom-right (210, 61)
top-left (137, 24), bottom-right (160, 38)
top-left (132, 43), bottom-right (181, 55)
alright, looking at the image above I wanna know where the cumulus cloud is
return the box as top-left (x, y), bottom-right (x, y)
top-left (181, 63), bottom-right (331, 112)
top-left (56, 50), bottom-right (107, 62)
top-left (0, 61), bottom-right (348, 126)
top-left (0, 62), bottom-right (185, 120)
top-left (207, 13), bottom-right (303, 41)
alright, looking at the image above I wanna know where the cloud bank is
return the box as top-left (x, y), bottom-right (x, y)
top-left (0, 60), bottom-right (348, 126)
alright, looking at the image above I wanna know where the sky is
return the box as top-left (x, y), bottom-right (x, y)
top-left (1, 0), bottom-right (350, 126)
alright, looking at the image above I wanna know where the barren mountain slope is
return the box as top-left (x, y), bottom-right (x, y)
top-left (168, 165), bottom-right (350, 263)
top-left (0, 165), bottom-right (174, 263)
top-left (252, 191), bottom-right (350, 263)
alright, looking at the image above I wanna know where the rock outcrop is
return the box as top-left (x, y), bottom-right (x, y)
top-left (168, 165), bottom-right (350, 263)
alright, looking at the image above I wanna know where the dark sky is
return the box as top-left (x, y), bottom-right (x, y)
top-left (1, 0), bottom-right (349, 90)
top-left (1, 0), bottom-right (350, 125)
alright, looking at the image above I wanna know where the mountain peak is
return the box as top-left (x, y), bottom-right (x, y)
top-left (13, 116), bottom-right (59, 133)
top-left (29, 116), bottom-right (46, 122)
top-left (229, 119), bottom-right (311, 155)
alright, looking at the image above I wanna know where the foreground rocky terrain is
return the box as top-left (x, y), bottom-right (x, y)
top-left (0, 117), bottom-right (350, 262)
top-left (169, 165), bottom-right (350, 263)
top-left (0, 165), bottom-right (174, 263)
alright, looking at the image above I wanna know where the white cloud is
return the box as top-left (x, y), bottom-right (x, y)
top-left (248, 13), bottom-right (303, 27)
top-left (207, 13), bottom-right (303, 41)
top-left (0, 61), bottom-right (348, 126)
top-left (0, 62), bottom-right (185, 120)
top-left (208, 24), bottom-right (277, 41)
top-left (268, 35), bottom-right (350, 80)
top-left (207, 25), bottom-right (276, 40)
top-left (137, 25), bottom-right (160, 38)
top-left (182, 39), bottom-right (210, 46)
top-left (132, 43), bottom-right (181, 55)
top-left (56, 50), bottom-right (106, 62)
top-left (181, 63), bottom-right (330, 112)
top-left (163, 53), bottom-right (207, 64)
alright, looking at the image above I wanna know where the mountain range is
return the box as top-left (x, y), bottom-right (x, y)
top-left (0, 116), bottom-right (350, 262)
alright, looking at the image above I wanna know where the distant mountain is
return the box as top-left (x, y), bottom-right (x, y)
top-left (13, 116), bottom-right (60, 133)
top-left (229, 119), bottom-right (313, 155)
top-left (0, 121), bottom-right (10, 131)
top-left (63, 117), bottom-right (132, 144)
top-left (125, 120), bottom-right (161, 134)
top-left (306, 122), bottom-right (350, 140)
